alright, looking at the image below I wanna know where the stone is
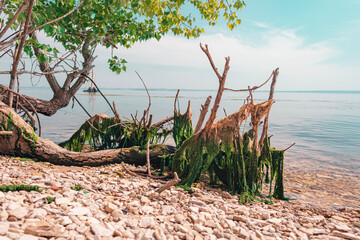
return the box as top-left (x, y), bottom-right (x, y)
top-left (69, 207), bottom-right (92, 216)
top-left (8, 207), bottom-right (28, 220)
top-left (261, 212), bottom-right (270, 220)
top-left (175, 214), bottom-right (186, 224)
top-left (332, 230), bottom-right (360, 240)
top-left (105, 202), bottom-right (117, 213)
top-left (141, 196), bottom-right (151, 204)
top-left (55, 197), bottom-right (71, 205)
top-left (141, 229), bottom-right (154, 240)
top-left (29, 209), bottom-right (47, 218)
top-left (140, 206), bottom-right (154, 215)
top-left (112, 210), bottom-right (123, 222)
top-left (0, 210), bottom-right (8, 221)
top-left (238, 227), bottom-right (250, 239)
top-left (335, 223), bottom-right (352, 232)
top-left (162, 206), bottom-right (176, 215)
top-left (139, 216), bottom-right (155, 228)
top-left (18, 235), bottom-right (39, 240)
top-left (0, 222), bottom-right (9, 235)
top-left (62, 216), bottom-right (73, 225)
top-left (90, 223), bottom-right (114, 237)
top-left (24, 222), bottom-right (61, 237)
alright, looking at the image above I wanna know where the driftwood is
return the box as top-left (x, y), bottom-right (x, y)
top-left (0, 101), bottom-right (174, 166)
top-left (0, 131), bottom-right (12, 135)
top-left (156, 172), bottom-right (181, 194)
top-left (194, 96), bottom-right (212, 134)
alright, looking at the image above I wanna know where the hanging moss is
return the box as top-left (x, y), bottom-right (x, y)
top-left (173, 100), bottom-right (193, 148)
top-left (172, 101), bottom-right (288, 203)
top-left (60, 114), bottom-right (171, 152)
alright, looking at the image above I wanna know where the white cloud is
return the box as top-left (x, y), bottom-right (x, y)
top-left (94, 27), bottom-right (359, 91)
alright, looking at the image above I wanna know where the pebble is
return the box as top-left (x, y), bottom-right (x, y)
top-left (0, 157), bottom-right (358, 240)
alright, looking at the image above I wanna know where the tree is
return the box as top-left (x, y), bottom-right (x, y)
top-left (0, 0), bottom-right (246, 116)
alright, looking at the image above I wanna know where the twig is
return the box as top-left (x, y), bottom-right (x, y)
top-left (80, 74), bottom-right (116, 116)
top-left (0, 131), bottom-right (13, 136)
top-left (223, 108), bottom-right (227, 117)
top-left (18, 102), bottom-right (35, 127)
top-left (194, 96), bottom-right (212, 134)
top-left (73, 96), bottom-right (91, 118)
top-left (121, 162), bottom-right (140, 177)
top-left (283, 142), bottom-right (295, 152)
top-left (174, 89), bottom-right (180, 114)
top-left (86, 119), bottom-right (106, 134)
top-left (135, 71), bottom-right (151, 125)
top-left (113, 101), bottom-right (120, 120)
top-left (146, 139), bottom-right (151, 176)
top-left (155, 172), bottom-right (181, 194)
top-left (199, 43), bottom-right (221, 80)
top-left (153, 115), bottom-right (174, 127)
top-left (2, 86), bottom-right (41, 136)
top-left (224, 70), bottom-right (275, 92)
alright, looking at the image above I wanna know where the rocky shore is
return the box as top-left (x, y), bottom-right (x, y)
top-left (0, 156), bottom-right (359, 240)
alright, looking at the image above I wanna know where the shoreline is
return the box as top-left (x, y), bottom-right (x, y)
top-left (0, 156), bottom-right (360, 239)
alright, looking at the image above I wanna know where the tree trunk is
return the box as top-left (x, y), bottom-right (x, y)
top-left (0, 101), bottom-right (174, 166)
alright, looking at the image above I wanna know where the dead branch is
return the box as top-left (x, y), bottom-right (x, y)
top-left (0, 131), bottom-right (13, 136)
top-left (121, 162), bottom-right (140, 177)
top-left (153, 115), bottom-right (174, 127)
top-left (112, 101), bottom-right (120, 120)
top-left (156, 172), bottom-right (181, 194)
top-left (174, 89), bottom-right (180, 114)
top-left (199, 43), bottom-right (221, 80)
top-left (146, 139), bottom-right (151, 176)
top-left (224, 69), bottom-right (275, 92)
top-left (2, 85), bottom-right (41, 136)
top-left (135, 71), bottom-right (151, 126)
top-left (194, 96), bottom-right (212, 134)
top-left (268, 67), bottom-right (280, 100)
top-left (17, 102), bottom-right (35, 127)
top-left (259, 68), bottom-right (280, 148)
top-left (200, 43), bottom-right (231, 132)
top-left (284, 142), bottom-right (295, 151)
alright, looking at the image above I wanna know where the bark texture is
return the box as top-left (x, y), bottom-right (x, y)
top-left (0, 101), bottom-right (174, 166)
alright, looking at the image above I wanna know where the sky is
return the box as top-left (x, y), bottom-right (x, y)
top-left (90, 0), bottom-right (360, 91)
top-left (5, 0), bottom-right (360, 91)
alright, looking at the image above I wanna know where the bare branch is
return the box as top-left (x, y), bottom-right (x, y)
top-left (153, 115), bottom-right (174, 127)
top-left (224, 69), bottom-right (275, 92)
top-left (135, 71), bottom-right (151, 126)
top-left (156, 172), bottom-right (181, 194)
top-left (194, 96), bottom-right (212, 134)
top-left (0, 0), bottom-right (28, 40)
top-left (200, 43), bottom-right (222, 80)
top-left (284, 142), bottom-right (295, 152)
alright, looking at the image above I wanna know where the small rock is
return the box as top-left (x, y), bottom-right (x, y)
top-left (18, 235), bottom-right (38, 240)
top-left (69, 207), bottom-right (92, 216)
top-left (261, 212), bottom-right (270, 220)
top-left (55, 197), bottom-right (71, 205)
top-left (61, 216), bottom-right (73, 225)
top-left (24, 222), bottom-right (61, 237)
top-left (105, 202), bottom-right (117, 213)
top-left (221, 191), bottom-right (232, 199)
top-left (175, 214), bottom-right (186, 224)
top-left (0, 210), bottom-right (8, 221)
top-left (0, 222), bottom-right (9, 235)
top-left (139, 216), bottom-right (155, 228)
top-left (8, 207), bottom-right (28, 220)
top-left (141, 196), bottom-right (151, 204)
top-left (332, 230), bottom-right (360, 240)
top-left (90, 223), bottom-right (114, 237)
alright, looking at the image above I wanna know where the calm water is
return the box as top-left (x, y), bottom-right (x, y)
top-left (20, 88), bottom-right (360, 176)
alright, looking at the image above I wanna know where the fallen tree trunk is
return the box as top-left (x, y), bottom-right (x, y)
top-left (0, 101), bottom-right (174, 166)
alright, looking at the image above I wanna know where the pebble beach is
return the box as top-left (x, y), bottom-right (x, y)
top-left (0, 156), bottom-right (360, 240)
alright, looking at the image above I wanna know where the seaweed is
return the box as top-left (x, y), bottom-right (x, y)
top-left (0, 184), bottom-right (40, 192)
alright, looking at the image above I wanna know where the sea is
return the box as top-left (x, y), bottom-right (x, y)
top-left (19, 87), bottom-right (360, 178)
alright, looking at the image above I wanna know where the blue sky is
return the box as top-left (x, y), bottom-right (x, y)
top-left (91, 0), bottom-right (359, 91)
top-left (6, 0), bottom-right (359, 91)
